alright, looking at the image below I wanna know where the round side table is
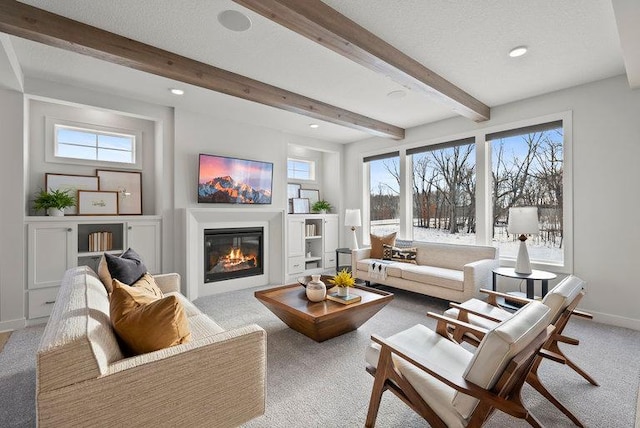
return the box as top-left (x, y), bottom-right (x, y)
top-left (492, 267), bottom-right (557, 300)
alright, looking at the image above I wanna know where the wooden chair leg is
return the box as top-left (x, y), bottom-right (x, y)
top-left (548, 341), bottom-right (599, 386)
top-left (365, 350), bottom-right (392, 428)
top-left (527, 368), bottom-right (584, 427)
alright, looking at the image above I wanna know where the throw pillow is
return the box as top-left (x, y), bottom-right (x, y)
top-left (382, 243), bottom-right (418, 264)
top-left (110, 281), bottom-right (191, 355)
top-left (105, 248), bottom-right (148, 286)
top-left (113, 273), bottom-right (164, 300)
top-left (97, 255), bottom-right (114, 293)
top-left (369, 232), bottom-right (396, 259)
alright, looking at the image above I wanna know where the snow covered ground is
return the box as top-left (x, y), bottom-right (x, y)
top-left (371, 222), bottom-right (563, 264)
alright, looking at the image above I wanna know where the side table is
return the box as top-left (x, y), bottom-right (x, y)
top-left (492, 267), bottom-right (556, 309)
top-left (335, 247), bottom-right (352, 273)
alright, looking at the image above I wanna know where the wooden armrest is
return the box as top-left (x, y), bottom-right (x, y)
top-left (449, 302), bottom-right (503, 323)
top-left (571, 309), bottom-right (593, 319)
top-left (479, 288), bottom-right (533, 306)
top-left (539, 349), bottom-right (566, 364)
top-left (554, 334), bottom-right (580, 346)
top-left (370, 334), bottom-right (527, 418)
top-left (427, 311), bottom-right (488, 341)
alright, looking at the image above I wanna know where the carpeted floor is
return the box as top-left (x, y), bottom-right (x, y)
top-left (1, 285), bottom-right (639, 427)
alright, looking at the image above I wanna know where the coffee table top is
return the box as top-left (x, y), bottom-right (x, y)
top-left (254, 283), bottom-right (393, 323)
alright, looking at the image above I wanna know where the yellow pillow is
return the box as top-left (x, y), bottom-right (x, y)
top-left (369, 232), bottom-right (397, 259)
top-left (110, 282), bottom-right (191, 355)
top-left (128, 273), bottom-right (164, 299)
top-left (97, 255), bottom-right (113, 293)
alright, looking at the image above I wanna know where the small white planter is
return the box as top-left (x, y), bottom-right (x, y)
top-left (47, 208), bottom-right (65, 217)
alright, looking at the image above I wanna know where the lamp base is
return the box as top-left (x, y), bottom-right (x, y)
top-left (349, 227), bottom-right (359, 250)
top-left (514, 237), bottom-right (532, 275)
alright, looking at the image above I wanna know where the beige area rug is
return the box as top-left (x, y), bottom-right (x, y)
top-left (636, 382), bottom-right (640, 428)
top-left (0, 330), bottom-right (12, 353)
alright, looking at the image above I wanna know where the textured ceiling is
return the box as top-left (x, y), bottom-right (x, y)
top-left (1, 0), bottom-right (628, 143)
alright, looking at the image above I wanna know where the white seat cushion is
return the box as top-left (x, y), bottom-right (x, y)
top-left (401, 264), bottom-right (464, 291)
top-left (452, 301), bottom-right (552, 418)
top-left (366, 324), bottom-right (473, 428)
top-left (541, 275), bottom-right (584, 321)
top-left (356, 259), bottom-right (403, 277)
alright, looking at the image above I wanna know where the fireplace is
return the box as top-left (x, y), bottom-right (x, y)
top-left (204, 227), bottom-right (264, 283)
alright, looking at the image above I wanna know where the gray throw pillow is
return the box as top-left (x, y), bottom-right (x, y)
top-left (105, 248), bottom-right (148, 286)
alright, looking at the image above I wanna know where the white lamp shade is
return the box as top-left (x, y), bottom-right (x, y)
top-left (344, 209), bottom-right (362, 227)
top-left (507, 207), bottom-right (539, 235)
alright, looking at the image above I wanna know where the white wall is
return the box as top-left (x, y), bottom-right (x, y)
top-left (344, 75), bottom-right (640, 329)
top-left (0, 88), bottom-right (25, 330)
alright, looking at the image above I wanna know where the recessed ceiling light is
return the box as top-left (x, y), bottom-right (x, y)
top-left (509, 46), bottom-right (528, 58)
top-left (170, 88), bottom-right (184, 95)
top-left (218, 10), bottom-right (252, 32)
top-left (387, 90), bottom-right (407, 99)
top-left (309, 124), bottom-right (319, 129)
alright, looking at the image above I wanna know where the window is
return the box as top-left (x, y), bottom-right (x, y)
top-left (365, 152), bottom-right (400, 236)
top-left (287, 158), bottom-right (315, 181)
top-left (488, 121), bottom-right (564, 265)
top-left (54, 124), bottom-right (136, 164)
top-left (409, 138), bottom-right (476, 245)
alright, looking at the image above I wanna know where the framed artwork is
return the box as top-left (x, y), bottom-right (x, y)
top-left (299, 189), bottom-right (319, 205)
top-left (77, 190), bottom-right (119, 216)
top-left (45, 173), bottom-right (99, 215)
top-left (96, 170), bottom-right (142, 215)
top-left (287, 183), bottom-right (301, 199)
top-left (292, 198), bottom-right (310, 214)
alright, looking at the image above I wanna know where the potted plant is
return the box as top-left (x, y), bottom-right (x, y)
top-left (33, 188), bottom-right (76, 216)
top-left (329, 268), bottom-right (355, 297)
top-left (311, 200), bottom-right (332, 214)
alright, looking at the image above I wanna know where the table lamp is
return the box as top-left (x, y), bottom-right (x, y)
top-left (345, 209), bottom-right (362, 250)
top-left (507, 206), bottom-right (539, 275)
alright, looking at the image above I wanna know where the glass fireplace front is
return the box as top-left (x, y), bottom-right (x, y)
top-left (204, 227), bottom-right (264, 283)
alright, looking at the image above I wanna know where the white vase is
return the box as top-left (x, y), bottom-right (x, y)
top-left (306, 275), bottom-right (326, 302)
top-left (337, 286), bottom-right (349, 297)
top-left (47, 208), bottom-right (64, 217)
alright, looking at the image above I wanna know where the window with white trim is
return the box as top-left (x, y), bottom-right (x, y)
top-left (287, 158), bottom-right (315, 181)
top-left (365, 151), bottom-right (400, 236)
top-left (54, 124), bottom-right (136, 164)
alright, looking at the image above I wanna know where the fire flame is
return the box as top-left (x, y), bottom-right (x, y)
top-left (220, 247), bottom-right (256, 268)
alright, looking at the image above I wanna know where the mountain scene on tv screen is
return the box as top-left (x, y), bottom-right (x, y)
top-left (199, 175), bottom-right (272, 204)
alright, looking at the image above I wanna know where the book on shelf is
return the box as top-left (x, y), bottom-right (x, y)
top-left (326, 292), bottom-right (361, 305)
top-left (88, 231), bottom-right (113, 252)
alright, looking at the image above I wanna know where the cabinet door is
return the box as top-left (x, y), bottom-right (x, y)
top-left (287, 218), bottom-right (305, 257)
top-left (126, 221), bottom-right (161, 274)
top-left (28, 223), bottom-right (76, 290)
top-left (323, 216), bottom-right (339, 253)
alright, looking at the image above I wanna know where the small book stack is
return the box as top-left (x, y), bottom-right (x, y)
top-left (326, 292), bottom-right (361, 305)
top-left (88, 231), bottom-right (113, 252)
top-left (305, 223), bottom-right (317, 237)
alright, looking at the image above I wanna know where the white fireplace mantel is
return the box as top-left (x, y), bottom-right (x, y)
top-left (184, 208), bottom-right (285, 300)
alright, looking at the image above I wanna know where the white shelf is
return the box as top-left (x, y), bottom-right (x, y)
top-left (305, 256), bottom-right (322, 262)
top-left (305, 235), bottom-right (322, 239)
top-left (78, 250), bottom-right (122, 257)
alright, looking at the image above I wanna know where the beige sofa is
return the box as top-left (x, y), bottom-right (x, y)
top-left (36, 266), bottom-right (266, 428)
top-left (352, 242), bottom-right (499, 303)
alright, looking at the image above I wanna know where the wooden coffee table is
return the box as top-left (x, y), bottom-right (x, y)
top-left (255, 284), bottom-right (393, 342)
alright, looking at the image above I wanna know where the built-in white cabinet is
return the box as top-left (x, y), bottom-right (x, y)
top-left (286, 214), bottom-right (339, 277)
top-left (25, 216), bottom-right (161, 320)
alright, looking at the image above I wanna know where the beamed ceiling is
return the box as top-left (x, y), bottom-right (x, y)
top-left (0, 0), bottom-right (635, 143)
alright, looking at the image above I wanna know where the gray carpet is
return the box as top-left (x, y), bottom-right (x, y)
top-left (1, 285), bottom-right (639, 427)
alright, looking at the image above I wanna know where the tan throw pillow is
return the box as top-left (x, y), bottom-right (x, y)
top-left (370, 232), bottom-right (396, 259)
top-left (97, 255), bottom-right (113, 293)
top-left (128, 273), bottom-right (164, 299)
top-left (110, 282), bottom-right (191, 355)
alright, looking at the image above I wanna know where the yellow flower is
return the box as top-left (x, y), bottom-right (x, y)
top-left (329, 269), bottom-right (355, 287)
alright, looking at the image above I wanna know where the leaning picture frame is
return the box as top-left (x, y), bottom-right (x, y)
top-left (299, 189), bottom-right (320, 205)
top-left (287, 183), bottom-right (301, 199)
top-left (96, 170), bottom-right (142, 215)
top-left (292, 198), bottom-right (310, 214)
top-left (45, 173), bottom-right (100, 215)
top-left (77, 190), bottom-right (119, 216)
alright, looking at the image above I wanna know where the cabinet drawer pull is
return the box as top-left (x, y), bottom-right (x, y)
top-left (293, 264), bottom-right (300, 268)
top-left (128, 226), bottom-right (132, 230)
top-left (45, 300), bottom-right (56, 305)
top-left (67, 228), bottom-right (72, 232)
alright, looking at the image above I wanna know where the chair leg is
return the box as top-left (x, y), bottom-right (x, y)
top-left (527, 368), bottom-right (584, 427)
top-left (548, 341), bottom-right (599, 386)
top-left (365, 350), bottom-right (392, 428)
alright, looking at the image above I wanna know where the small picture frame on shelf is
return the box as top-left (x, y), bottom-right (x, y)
top-left (287, 183), bottom-right (301, 199)
top-left (292, 198), bottom-right (310, 214)
top-left (45, 173), bottom-right (100, 215)
top-left (96, 170), bottom-right (142, 215)
top-left (299, 189), bottom-right (319, 205)
top-left (77, 190), bottom-right (119, 216)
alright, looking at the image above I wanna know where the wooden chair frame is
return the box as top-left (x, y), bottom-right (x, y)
top-left (446, 288), bottom-right (598, 427)
top-left (365, 313), bottom-right (555, 428)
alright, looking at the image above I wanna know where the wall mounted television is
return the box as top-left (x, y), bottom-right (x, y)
top-left (198, 153), bottom-right (273, 204)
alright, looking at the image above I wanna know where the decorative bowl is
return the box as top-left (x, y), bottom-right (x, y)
top-left (297, 275), bottom-right (335, 288)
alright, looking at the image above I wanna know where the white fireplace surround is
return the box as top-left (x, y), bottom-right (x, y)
top-left (185, 208), bottom-right (285, 300)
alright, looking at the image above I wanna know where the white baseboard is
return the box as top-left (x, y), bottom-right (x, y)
top-left (590, 310), bottom-right (640, 331)
top-left (0, 318), bottom-right (26, 332)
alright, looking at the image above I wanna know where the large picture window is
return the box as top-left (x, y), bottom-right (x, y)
top-left (409, 138), bottom-right (476, 245)
top-left (489, 121), bottom-right (564, 264)
top-left (365, 152), bottom-right (400, 236)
